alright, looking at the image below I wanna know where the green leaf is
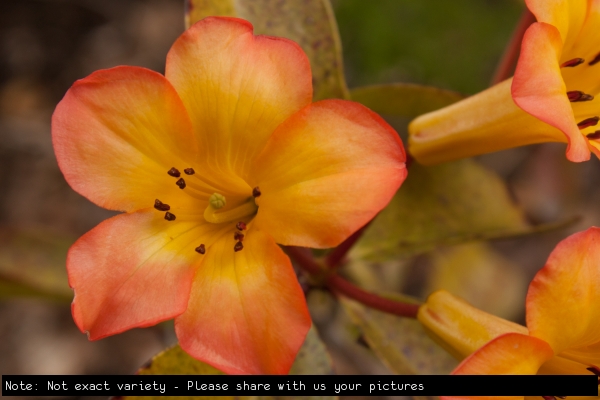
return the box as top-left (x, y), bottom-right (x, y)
top-left (341, 294), bottom-right (457, 375)
top-left (185, 0), bottom-right (349, 101)
top-left (0, 228), bottom-right (72, 301)
top-left (127, 326), bottom-right (336, 400)
top-left (351, 159), bottom-right (531, 261)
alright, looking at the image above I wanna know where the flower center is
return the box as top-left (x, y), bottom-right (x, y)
top-left (154, 167), bottom-right (260, 255)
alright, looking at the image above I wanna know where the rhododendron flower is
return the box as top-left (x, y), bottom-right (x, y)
top-left (418, 227), bottom-right (600, 399)
top-left (51, 17), bottom-right (406, 374)
top-left (409, 0), bottom-right (600, 164)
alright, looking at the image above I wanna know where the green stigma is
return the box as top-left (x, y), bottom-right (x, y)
top-left (209, 193), bottom-right (226, 209)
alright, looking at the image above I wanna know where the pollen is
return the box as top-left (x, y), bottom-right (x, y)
top-left (577, 117), bottom-right (600, 130)
top-left (154, 199), bottom-right (170, 211)
top-left (195, 244), bottom-right (206, 254)
top-left (234, 231), bottom-right (244, 241)
top-left (252, 187), bottom-right (261, 197)
top-left (176, 178), bottom-right (186, 189)
top-left (236, 221), bottom-right (247, 231)
top-left (164, 212), bottom-right (176, 221)
top-left (209, 193), bottom-right (226, 209)
top-left (561, 58), bottom-right (585, 68)
top-left (589, 52), bottom-right (600, 66)
top-left (234, 241), bottom-right (244, 252)
top-left (567, 91), bottom-right (594, 102)
top-left (168, 167), bottom-right (181, 177)
top-left (184, 168), bottom-right (195, 175)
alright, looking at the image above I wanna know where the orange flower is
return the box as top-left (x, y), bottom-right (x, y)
top-left (52, 17), bottom-right (407, 374)
top-left (419, 227), bottom-right (600, 399)
top-left (409, 0), bottom-right (600, 164)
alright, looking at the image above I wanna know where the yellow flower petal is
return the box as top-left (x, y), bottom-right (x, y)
top-left (527, 227), bottom-right (600, 358)
top-left (453, 332), bottom-right (554, 374)
top-left (250, 100), bottom-right (406, 248)
top-left (408, 79), bottom-right (566, 166)
top-left (418, 290), bottom-right (528, 360)
top-left (52, 66), bottom-right (201, 212)
top-left (175, 228), bottom-right (311, 375)
top-left (165, 17), bottom-right (312, 181)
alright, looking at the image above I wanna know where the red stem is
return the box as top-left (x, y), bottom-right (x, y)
top-left (324, 222), bottom-right (371, 268)
top-left (490, 8), bottom-right (536, 85)
top-left (286, 246), bottom-right (420, 319)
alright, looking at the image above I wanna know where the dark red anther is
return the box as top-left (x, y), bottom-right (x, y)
top-left (168, 167), bottom-right (181, 177)
top-left (164, 212), bottom-right (176, 221)
top-left (542, 396), bottom-right (556, 400)
top-left (252, 186), bottom-right (261, 197)
top-left (586, 130), bottom-right (600, 140)
top-left (578, 117), bottom-right (600, 129)
top-left (184, 168), bottom-right (195, 175)
top-left (176, 178), bottom-right (186, 189)
top-left (586, 365), bottom-right (600, 384)
top-left (154, 199), bottom-right (170, 211)
top-left (236, 221), bottom-right (247, 230)
top-left (561, 58), bottom-right (585, 68)
top-left (195, 244), bottom-right (206, 254)
top-left (589, 52), bottom-right (600, 66)
top-left (567, 91), bottom-right (594, 102)
top-left (234, 241), bottom-right (244, 252)
top-left (234, 231), bottom-right (245, 242)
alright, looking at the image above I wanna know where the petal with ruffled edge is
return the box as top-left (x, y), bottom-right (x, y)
top-left (52, 66), bottom-right (204, 212)
top-left (440, 333), bottom-right (554, 400)
top-left (525, 0), bottom-right (587, 51)
top-left (165, 17), bottom-right (312, 182)
top-left (175, 228), bottom-right (311, 375)
top-left (69, 210), bottom-right (226, 340)
top-left (512, 23), bottom-right (589, 162)
top-left (250, 100), bottom-right (406, 248)
top-left (527, 227), bottom-right (600, 359)
top-left (418, 290), bottom-right (527, 361)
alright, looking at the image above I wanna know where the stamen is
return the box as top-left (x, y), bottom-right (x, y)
top-left (234, 232), bottom-right (244, 242)
top-left (154, 199), bottom-right (170, 211)
top-left (195, 244), bottom-right (206, 254)
top-left (168, 167), bottom-right (181, 177)
top-left (234, 241), bottom-right (244, 252)
top-left (567, 91), bottom-right (594, 102)
top-left (164, 212), bottom-right (176, 221)
top-left (589, 52), bottom-right (600, 66)
top-left (236, 221), bottom-right (247, 231)
top-left (561, 58), bottom-right (585, 68)
top-left (252, 187), bottom-right (261, 197)
top-left (586, 131), bottom-right (600, 140)
top-left (184, 168), bottom-right (195, 175)
top-left (176, 178), bottom-right (186, 189)
top-left (578, 117), bottom-right (600, 129)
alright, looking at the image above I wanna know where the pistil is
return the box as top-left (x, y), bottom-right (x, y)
top-left (203, 193), bottom-right (258, 224)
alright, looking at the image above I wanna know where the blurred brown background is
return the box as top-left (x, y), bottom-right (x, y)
top-left (2, 0), bottom-right (600, 392)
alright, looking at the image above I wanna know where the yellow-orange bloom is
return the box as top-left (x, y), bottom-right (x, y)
top-left (419, 227), bottom-right (600, 400)
top-left (409, 0), bottom-right (600, 164)
top-left (52, 17), bottom-right (407, 374)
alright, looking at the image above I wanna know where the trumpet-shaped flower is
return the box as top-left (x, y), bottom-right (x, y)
top-left (51, 17), bottom-right (407, 374)
top-left (409, 0), bottom-right (600, 164)
top-left (419, 227), bottom-right (600, 399)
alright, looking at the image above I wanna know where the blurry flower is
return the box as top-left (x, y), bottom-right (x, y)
top-left (419, 227), bottom-right (600, 399)
top-left (52, 17), bottom-right (407, 374)
top-left (409, 0), bottom-right (600, 164)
